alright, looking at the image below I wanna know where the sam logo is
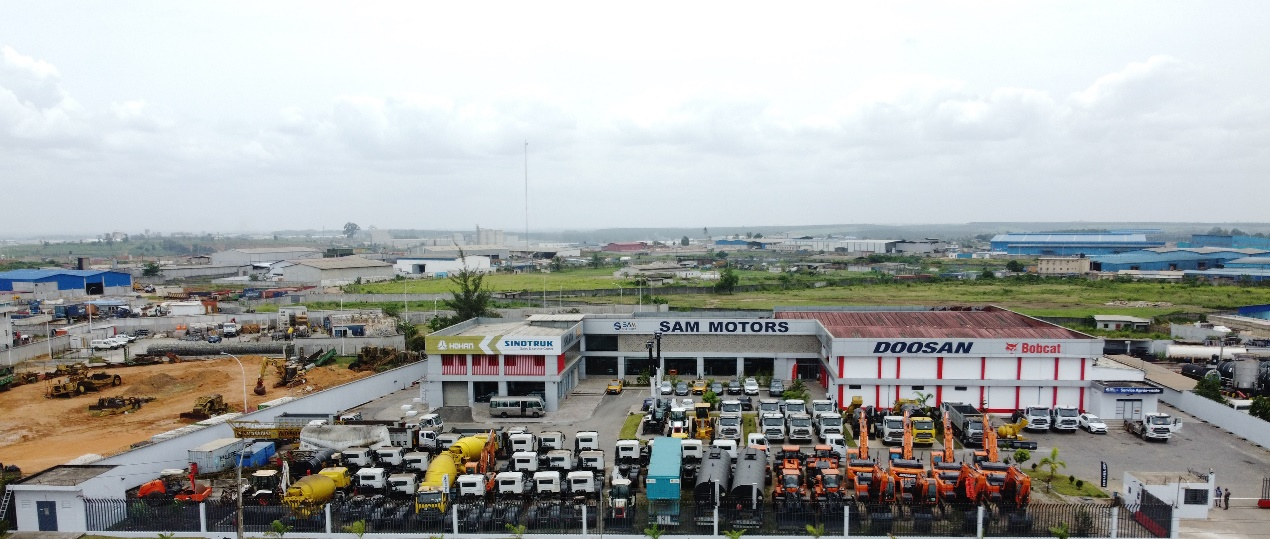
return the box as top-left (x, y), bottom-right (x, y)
top-left (1005, 343), bottom-right (1018, 352)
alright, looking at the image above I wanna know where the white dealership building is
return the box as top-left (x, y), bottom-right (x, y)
top-left (424, 306), bottom-right (1146, 416)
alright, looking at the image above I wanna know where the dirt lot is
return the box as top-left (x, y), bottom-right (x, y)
top-left (0, 356), bottom-right (371, 473)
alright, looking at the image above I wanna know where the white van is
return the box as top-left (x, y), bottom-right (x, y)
top-left (489, 396), bottom-right (546, 418)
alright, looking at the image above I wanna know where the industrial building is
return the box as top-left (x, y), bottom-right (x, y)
top-left (393, 256), bottom-right (492, 277)
top-left (990, 233), bottom-right (1163, 255)
top-left (425, 306), bottom-right (1140, 416)
top-left (208, 247), bottom-right (321, 266)
top-left (268, 256), bottom-right (394, 286)
top-left (1090, 248), bottom-right (1265, 272)
top-left (1187, 234), bottom-right (1270, 250)
top-left (1035, 256), bottom-right (1092, 275)
top-left (0, 269), bottom-right (133, 301)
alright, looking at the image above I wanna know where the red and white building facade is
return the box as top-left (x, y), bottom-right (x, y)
top-left (776, 307), bottom-right (1109, 413)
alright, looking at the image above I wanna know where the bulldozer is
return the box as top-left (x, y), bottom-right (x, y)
top-left (88, 396), bottom-right (155, 415)
top-left (180, 394), bottom-right (231, 420)
top-left (46, 371), bottom-right (122, 398)
top-left (693, 402), bottom-right (713, 441)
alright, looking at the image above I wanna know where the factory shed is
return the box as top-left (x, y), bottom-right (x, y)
top-left (990, 233), bottom-right (1163, 256)
top-left (269, 256), bottom-right (394, 286)
top-left (0, 269), bottom-right (133, 300)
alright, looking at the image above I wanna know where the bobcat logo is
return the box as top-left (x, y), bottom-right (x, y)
top-left (1005, 343), bottom-right (1018, 352)
top-left (437, 340), bottom-right (448, 351)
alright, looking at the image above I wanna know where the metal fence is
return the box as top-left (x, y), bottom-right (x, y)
top-left (84, 497), bottom-right (1150, 537)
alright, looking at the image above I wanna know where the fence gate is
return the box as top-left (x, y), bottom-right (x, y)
top-left (1131, 490), bottom-right (1173, 538)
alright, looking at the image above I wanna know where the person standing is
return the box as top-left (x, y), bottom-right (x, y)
top-left (1215, 486), bottom-right (1223, 507)
top-left (1224, 488), bottom-right (1231, 510)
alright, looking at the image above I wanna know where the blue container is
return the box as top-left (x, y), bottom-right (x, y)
top-left (237, 441), bottom-right (276, 467)
top-left (645, 437), bottom-right (682, 501)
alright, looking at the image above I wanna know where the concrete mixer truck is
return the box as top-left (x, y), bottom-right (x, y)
top-left (282, 467), bottom-right (350, 517)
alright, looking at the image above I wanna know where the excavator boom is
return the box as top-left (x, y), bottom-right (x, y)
top-left (941, 414), bottom-right (954, 463)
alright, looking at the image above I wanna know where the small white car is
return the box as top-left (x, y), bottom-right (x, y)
top-left (743, 378), bottom-right (760, 396)
top-left (1078, 413), bottom-right (1107, 434)
top-left (659, 381), bottom-right (673, 395)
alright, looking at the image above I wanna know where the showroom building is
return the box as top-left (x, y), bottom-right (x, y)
top-left (425, 306), bottom-right (1136, 415)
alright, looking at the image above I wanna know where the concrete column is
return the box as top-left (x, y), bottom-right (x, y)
top-left (697, 356), bottom-right (705, 377)
top-left (617, 356), bottom-right (626, 379)
top-left (325, 503), bottom-right (333, 534)
top-left (736, 357), bottom-right (745, 377)
top-left (1110, 506), bottom-right (1119, 539)
top-left (546, 381), bottom-right (560, 411)
top-left (976, 505), bottom-right (984, 538)
top-left (198, 502), bottom-right (207, 533)
top-left (498, 380), bottom-right (508, 396)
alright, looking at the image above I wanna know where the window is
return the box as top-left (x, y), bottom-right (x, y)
top-left (848, 385), bottom-right (862, 390)
top-left (954, 386), bottom-right (968, 391)
top-left (1183, 488), bottom-right (1208, 505)
top-left (912, 386), bottom-right (925, 390)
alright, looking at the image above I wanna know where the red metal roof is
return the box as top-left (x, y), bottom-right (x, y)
top-left (777, 309), bottom-right (1087, 339)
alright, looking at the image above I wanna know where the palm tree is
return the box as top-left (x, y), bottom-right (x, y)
top-left (1038, 447), bottom-right (1067, 492)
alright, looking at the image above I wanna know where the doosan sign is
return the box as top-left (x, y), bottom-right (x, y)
top-left (873, 341), bottom-right (974, 354)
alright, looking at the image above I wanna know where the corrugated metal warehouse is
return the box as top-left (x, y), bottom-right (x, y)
top-left (990, 233), bottom-right (1164, 255)
top-left (269, 256), bottom-right (394, 285)
top-left (0, 269), bottom-right (133, 300)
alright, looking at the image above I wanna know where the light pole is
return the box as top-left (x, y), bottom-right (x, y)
top-left (220, 351), bottom-right (247, 539)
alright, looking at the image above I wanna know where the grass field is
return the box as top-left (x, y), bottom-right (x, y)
top-left (619, 414), bottom-right (643, 440)
top-left (1023, 469), bottom-right (1109, 498)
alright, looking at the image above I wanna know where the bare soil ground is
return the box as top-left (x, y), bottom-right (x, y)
top-left (0, 356), bottom-right (371, 473)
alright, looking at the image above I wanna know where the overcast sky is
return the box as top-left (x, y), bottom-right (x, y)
top-left (2, 2), bottom-right (1268, 237)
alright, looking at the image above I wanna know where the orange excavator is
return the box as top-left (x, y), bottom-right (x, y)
top-left (889, 408), bottom-right (914, 462)
top-left (973, 414), bottom-right (998, 465)
top-left (888, 458), bottom-right (929, 505)
top-left (137, 463), bottom-right (213, 504)
top-left (847, 409), bottom-right (870, 460)
top-left (937, 414), bottom-right (956, 465)
top-left (851, 460), bottom-right (893, 503)
top-left (1000, 464), bottom-right (1032, 510)
top-left (977, 461), bottom-right (1010, 503)
top-left (931, 461), bottom-right (963, 504)
top-left (953, 463), bottom-right (989, 505)
top-left (811, 467), bottom-right (846, 503)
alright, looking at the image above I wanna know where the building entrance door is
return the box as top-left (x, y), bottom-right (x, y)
top-left (1116, 399), bottom-right (1143, 420)
top-left (37, 500), bottom-right (58, 531)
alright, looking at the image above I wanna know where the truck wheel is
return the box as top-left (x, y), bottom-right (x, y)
top-left (76, 383), bottom-right (88, 395)
top-left (500, 412), bottom-right (508, 418)
top-left (112, 375), bottom-right (122, 386)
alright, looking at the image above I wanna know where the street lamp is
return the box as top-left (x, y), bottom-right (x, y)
top-left (220, 351), bottom-right (247, 539)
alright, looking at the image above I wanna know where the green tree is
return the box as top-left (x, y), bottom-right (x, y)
top-left (1048, 522), bottom-right (1070, 539)
top-left (590, 252), bottom-right (604, 269)
top-left (1038, 446), bottom-right (1067, 492)
top-left (714, 266), bottom-right (739, 293)
top-left (342, 520), bottom-right (367, 539)
top-left (644, 523), bottom-right (664, 539)
top-left (142, 261), bottom-right (161, 277)
top-left (343, 222), bottom-right (360, 238)
top-left (1006, 260), bottom-right (1025, 272)
top-left (980, 267), bottom-right (996, 280)
top-left (722, 530), bottom-right (746, 539)
top-left (442, 248), bottom-right (494, 322)
top-left (1013, 449), bottom-right (1032, 468)
top-left (504, 523), bottom-right (527, 539)
top-left (265, 519), bottom-right (291, 539)
top-left (550, 256), bottom-right (564, 272)
top-left (680, 236), bottom-right (689, 247)
top-left (1249, 395), bottom-right (1270, 421)
top-left (1193, 375), bottom-right (1227, 405)
top-left (714, 250), bottom-right (728, 259)
top-left (805, 523), bottom-right (825, 538)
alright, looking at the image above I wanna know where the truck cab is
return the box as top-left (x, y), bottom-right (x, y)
top-left (403, 451), bottom-right (430, 472)
top-left (578, 450), bottom-right (605, 474)
top-left (344, 447), bottom-right (377, 467)
top-left (879, 415), bottom-right (905, 445)
top-left (1023, 407), bottom-right (1052, 432)
top-left (711, 439), bottom-right (738, 461)
top-left (539, 431), bottom-right (565, 451)
top-left (509, 433), bottom-right (539, 453)
top-left (716, 413), bottom-right (743, 440)
top-left (787, 413), bottom-right (815, 442)
top-left (759, 398), bottom-right (782, 416)
top-left (575, 431), bottom-right (601, 452)
top-left (375, 446), bottom-right (406, 466)
top-left (815, 412), bottom-right (844, 437)
top-left (615, 439), bottom-right (643, 464)
top-left (511, 451), bottom-right (539, 473)
top-left (355, 467), bottom-right (387, 493)
top-left (720, 399), bottom-right (743, 415)
top-left (533, 470), bottom-right (561, 496)
top-left (1051, 406), bottom-right (1080, 432)
top-left (545, 449), bottom-right (574, 472)
top-left (566, 470), bottom-right (598, 495)
top-left (496, 471), bottom-right (529, 497)
top-left (681, 439), bottom-right (704, 462)
top-left (811, 399), bottom-right (836, 416)
top-left (783, 399), bottom-right (807, 419)
top-left (1127, 413), bottom-right (1183, 441)
top-left (388, 473), bottom-right (419, 497)
top-left (910, 415), bottom-right (937, 446)
top-left (417, 430), bottom-right (440, 452)
top-left (761, 412), bottom-right (787, 442)
top-left (456, 474), bottom-right (489, 499)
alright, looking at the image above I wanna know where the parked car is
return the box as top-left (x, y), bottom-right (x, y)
top-left (727, 380), bottom-right (743, 395)
top-left (769, 379), bottom-right (785, 397)
top-left (206, 335), bottom-right (222, 343)
top-left (476, 391), bottom-right (498, 403)
top-left (606, 379), bottom-right (625, 394)
top-left (743, 378), bottom-right (760, 396)
top-left (1078, 413), bottom-right (1107, 434)
top-left (642, 397), bottom-right (655, 411)
top-left (710, 381), bottom-right (724, 395)
top-left (660, 381), bottom-right (673, 395)
top-left (739, 397), bottom-right (754, 411)
top-left (675, 381), bottom-right (690, 396)
top-left (691, 379), bottom-right (708, 395)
